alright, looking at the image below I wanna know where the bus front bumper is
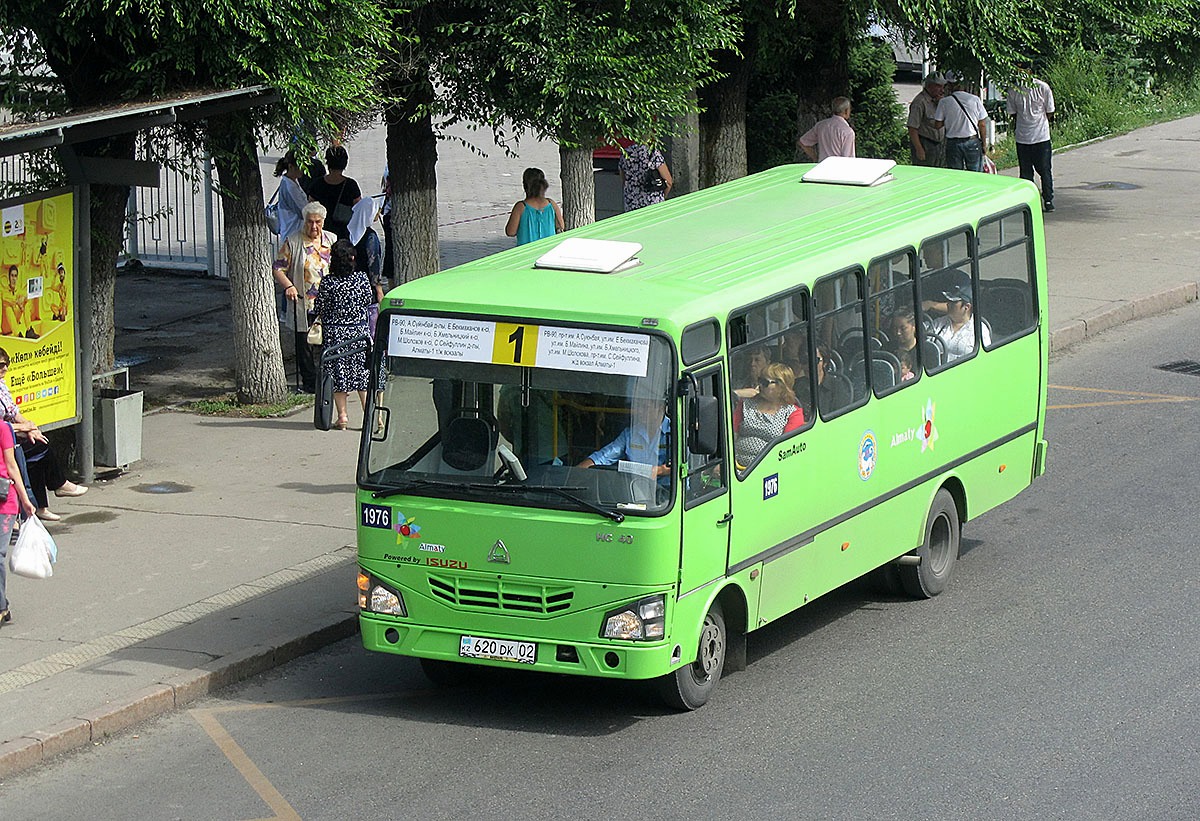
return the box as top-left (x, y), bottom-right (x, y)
top-left (360, 613), bottom-right (682, 680)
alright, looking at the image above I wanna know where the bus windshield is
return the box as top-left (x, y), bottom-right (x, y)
top-left (362, 315), bottom-right (676, 515)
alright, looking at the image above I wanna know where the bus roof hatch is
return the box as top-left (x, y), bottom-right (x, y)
top-left (534, 238), bottom-right (643, 273)
top-left (801, 156), bottom-right (897, 187)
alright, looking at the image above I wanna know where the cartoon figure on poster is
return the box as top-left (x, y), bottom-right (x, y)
top-left (0, 193), bottom-right (78, 427)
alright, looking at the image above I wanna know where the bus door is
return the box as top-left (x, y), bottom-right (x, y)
top-left (678, 363), bottom-right (730, 599)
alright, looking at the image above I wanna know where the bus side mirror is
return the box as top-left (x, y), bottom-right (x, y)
top-left (688, 395), bottom-right (720, 456)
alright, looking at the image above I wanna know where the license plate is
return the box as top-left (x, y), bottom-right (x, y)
top-left (459, 635), bottom-right (536, 665)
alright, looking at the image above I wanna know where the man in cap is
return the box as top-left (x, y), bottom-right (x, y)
top-left (927, 271), bottom-right (990, 362)
top-left (1006, 65), bottom-right (1056, 212)
top-left (933, 72), bottom-right (990, 172)
top-left (908, 72), bottom-right (947, 167)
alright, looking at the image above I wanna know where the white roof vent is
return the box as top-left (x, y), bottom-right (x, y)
top-left (534, 238), bottom-right (643, 273)
top-left (802, 156), bottom-right (896, 187)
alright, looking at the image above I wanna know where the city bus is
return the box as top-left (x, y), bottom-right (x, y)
top-left (355, 159), bottom-right (1048, 709)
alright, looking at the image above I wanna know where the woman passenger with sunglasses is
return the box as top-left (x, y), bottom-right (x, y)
top-left (733, 362), bottom-right (805, 469)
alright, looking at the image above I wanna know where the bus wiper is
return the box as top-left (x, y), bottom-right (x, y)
top-left (372, 478), bottom-right (462, 499)
top-left (465, 483), bottom-right (626, 524)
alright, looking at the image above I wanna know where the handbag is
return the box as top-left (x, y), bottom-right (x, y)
top-left (0, 477), bottom-right (9, 504)
top-left (642, 166), bottom-right (665, 193)
top-left (331, 180), bottom-right (353, 224)
top-left (306, 318), bottom-right (323, 346)
top-left (264, 187), bottom-right (281, 235)
top-left (9, 514), bottom-right (56, 580)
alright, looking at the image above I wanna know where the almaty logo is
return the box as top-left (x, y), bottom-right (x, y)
top-left (920, 399), bottom-right (939, 452)
top-left (395, 512), bottom-right (421, 541)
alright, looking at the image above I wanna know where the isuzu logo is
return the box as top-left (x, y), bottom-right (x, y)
top-left (487, 539), bottom-right (510, 564)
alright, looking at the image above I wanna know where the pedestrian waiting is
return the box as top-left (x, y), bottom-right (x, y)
top-left (933, 73), bottom-right (990, 172)
top-left (505, 167), bottom-right (564, 246)
top-left (799, 97), bottom-right (856, 162)
top-left (1007, 64), bottom-right (1057, 212)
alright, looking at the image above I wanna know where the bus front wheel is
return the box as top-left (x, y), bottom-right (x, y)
top-left (900, 488), bottom-right (960, 598)
top-left (657, 600), bottom-right (726, 710)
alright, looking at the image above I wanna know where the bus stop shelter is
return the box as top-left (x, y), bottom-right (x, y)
top-left (0, 86), bottom-right (278, 480)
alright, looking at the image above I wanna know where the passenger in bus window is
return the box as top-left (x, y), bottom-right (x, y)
top-left (577, 397), bottom-right (671, 479)
top-left (734, 363), bottom-right (804, 468)
top-left (889, 308), bottom-right (920, 380)
top-left (929, 276), bottom-right (990, 361)
top-left (732, 345), bottom-right (772, 399)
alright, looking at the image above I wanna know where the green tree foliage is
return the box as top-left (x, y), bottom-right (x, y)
top-left (0, 0), bottom-right (391, 401)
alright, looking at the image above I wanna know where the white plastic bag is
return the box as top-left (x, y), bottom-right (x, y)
top-left (9, 515), bottom-right (56, 579)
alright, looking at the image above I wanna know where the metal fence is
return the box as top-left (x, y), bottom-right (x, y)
top-left (125, 141), bottom-right (228, 279)
top-left (1, 141), bottom-right (230, 279)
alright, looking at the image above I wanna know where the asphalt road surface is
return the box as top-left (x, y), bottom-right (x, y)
top-left (4, 305), bottom-right (1198, 821)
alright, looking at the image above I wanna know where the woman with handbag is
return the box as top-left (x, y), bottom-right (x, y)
top-left (0, 418), bottom-right (40, 627)
top-left (314, 240), bottom-right (372, 430)
top-left (307, 145), bottom-right (362, 241)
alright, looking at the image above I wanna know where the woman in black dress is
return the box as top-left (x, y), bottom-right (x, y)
top-left (315, 240), bottom-right (372, 430)
top-left (307, 145), bottom-right (361, 240)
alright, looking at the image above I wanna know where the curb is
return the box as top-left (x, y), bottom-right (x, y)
top-left (0, 613), bottom-right (359, 781)
top-left (1048, 282), bottom-right (1199, 354)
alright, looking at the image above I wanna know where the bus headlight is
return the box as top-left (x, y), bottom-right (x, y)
top-left (358, 572), bottom-right (407, 616)
top-left (601, 595), bottom-right (665, 640)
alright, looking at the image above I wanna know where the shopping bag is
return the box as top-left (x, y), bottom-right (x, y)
top-left (9, 515), bottom-right (56, 579)
top-left (982, 155), bottom-right (998, 174)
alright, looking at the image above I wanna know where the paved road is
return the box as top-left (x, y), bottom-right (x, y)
top-left (4, 303), bottom-right (1197, 819)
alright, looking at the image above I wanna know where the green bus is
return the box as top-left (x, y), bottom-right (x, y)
top-left (355, 160), bottom-right (1048, 709)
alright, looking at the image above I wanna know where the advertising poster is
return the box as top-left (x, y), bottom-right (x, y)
top-left (0, 191), bottom-right (77, 427)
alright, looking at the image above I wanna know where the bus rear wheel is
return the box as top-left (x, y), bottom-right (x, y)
top-left (900, 488), bottom-right (960, 598)
top-left (657, 600), bottom-right (726, 710)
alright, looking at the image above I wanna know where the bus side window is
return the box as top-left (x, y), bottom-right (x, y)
top-left (684, 368), bottom-right (728, 508)
top-left (919, 229), bottom-right (980, 372)
top-left (976, 208), bottom-right (1036, 347)
top-left (867, 249), bottom-right (920, 393)
top-left (727, 290), bottom-right (813, 477)
top-left (813, 267), bottom-right (867, 417)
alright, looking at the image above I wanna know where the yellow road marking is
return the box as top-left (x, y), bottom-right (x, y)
top-left (1048, 384), bottom-right (1199, 410)
top-left (191, 708), bottom-right (302, 821)
top-left (189, 692), bottom-right (426, 820)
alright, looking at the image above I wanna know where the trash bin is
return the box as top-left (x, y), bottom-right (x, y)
top-left (94, 387), bottom-right (143, 467)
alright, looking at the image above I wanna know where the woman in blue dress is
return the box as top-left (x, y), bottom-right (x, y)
top-left (505, 167), bottom-right (564, 245)
top-left (315, 240), bottom-right (372, 430)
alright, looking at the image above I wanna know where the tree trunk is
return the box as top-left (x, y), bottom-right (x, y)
top-left (698, 50), bottom-right (750, 188)
top-left (81, 135), bottom-right (137, 378)
top-left (385, 76), bottom-right (439, 282)
top-left (208, 112), bottom-right (288, 404)
top-left (666, 93), bottom-right (701, 197)
top-left (558, 146), bottom-right (595, 230)
top-left (794, 11), bottom-right (853, 162)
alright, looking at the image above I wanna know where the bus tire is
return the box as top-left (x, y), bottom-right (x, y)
top-left (900, 488), bottom-right (960, 598)
top-left (419, 658), bottom-right (476, 687)
top-left (657, 600), bottom-right (726, 710)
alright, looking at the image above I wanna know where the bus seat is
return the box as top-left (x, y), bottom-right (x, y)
top-left (870, 351), bottom-right (901, 390)
top-left (441, 414), bottom-right (497, 472)
top-left (820, 372), bottom-right (854, 413)
top-left (921, 336), bottom-right (943, 369)
top-left (980, 282), bottom-right (1032, 337)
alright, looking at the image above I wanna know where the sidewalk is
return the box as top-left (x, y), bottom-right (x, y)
top-left (2, 114), bottom-right (1198, 779)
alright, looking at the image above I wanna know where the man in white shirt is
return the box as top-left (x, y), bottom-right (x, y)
top-left (1006, 71), bottom-right (1056, 211)
top-left (932, 73), bottom-right (989, 172)
top-left (798, 97), bottom-right (856, 162)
